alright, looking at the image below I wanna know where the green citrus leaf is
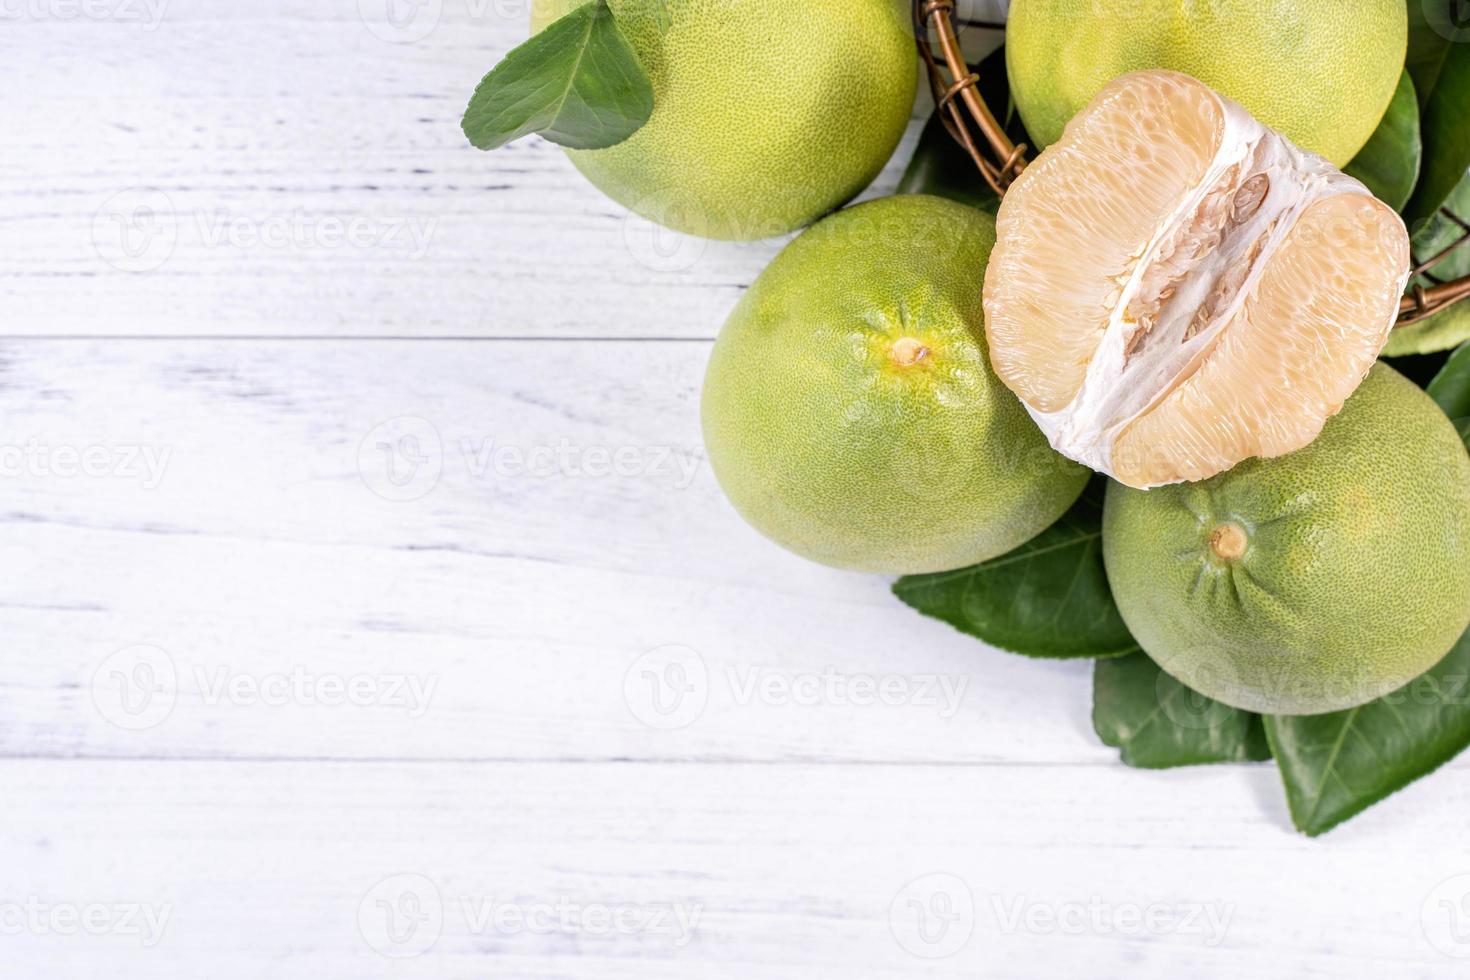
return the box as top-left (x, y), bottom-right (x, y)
top-left (897, 44), bottom-right (1020, 215)
top-left (1343, 70), bottom-right (1421, 212)
top-left (1427, 340), bottom-right (1470, 418)
top-left (1406, 0), bottom-right (1452, 110)
top-left (1265, 628), bottom-right (1470, 837)
top-left (461, 0), bottom-right (653, 152)
top-left (1415, 169), bottom-right (1470, 281)
top-left (1093, 652), bottom-right (1272, 769)
top-left (1403, 30), bottom-right (1470, 228)
top-left (893, 480), bottom-right (1136, 659)
top-left (1386, 168), bottom-right (1470, 356)
top-left (897, 114), bottom-right (1001, 215)
top-left (1384, 301), bottom-right (1470, 357)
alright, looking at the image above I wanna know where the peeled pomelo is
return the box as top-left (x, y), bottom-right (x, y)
top-left (984, 70), bottom-right (1412, 490)
top-left (702, 195), bottom-right (1088, 573)
top-left (1103, 364), bottom-right (1470, 716)
top-left (529, 0), bottom-right (916, 241)
top-left (1006, 0), bottom-right (1406, 168)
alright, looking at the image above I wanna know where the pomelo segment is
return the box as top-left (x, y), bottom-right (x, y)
top-left (984, 70), bottom-right (1411, 489)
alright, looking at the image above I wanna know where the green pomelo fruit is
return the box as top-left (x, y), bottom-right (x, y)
top-left (530, 0), bottom-right (917, 241)
top-left (702, 195), bottom-right (1089, 573)
top-left (1006, 0), bottom-right (1406, 167)
top-left (1103, 364), bottom-right (1470, 716)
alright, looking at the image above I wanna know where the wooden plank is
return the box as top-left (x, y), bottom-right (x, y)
top-left (8, 9), bottom-right (1465, 977)
top-left (0, 759), bottom-right (1460, 979)
top-left (0, 338), bottom-right (1130, 763)
top-left (0, 3), bottom-right (947, 338)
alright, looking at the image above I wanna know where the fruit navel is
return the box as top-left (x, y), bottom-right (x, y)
top-left (1209, 523), bottom-right (1248, 560)
top-left (701, 195), bottom-right (1089, 574)
top-left (890, 337), bottom-right (929, 368)
top-left (1103, 365), bottom-right (1470, 716)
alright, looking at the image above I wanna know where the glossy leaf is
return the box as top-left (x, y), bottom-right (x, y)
top-left (1412, 167), bottom-right (1470, 286)
top-left (1265, 627), bottom-right (1470, 836)
top-left (462, 0), bottom-right (653, 152)
top-left (1385, 169), bottom-right (1470, 357)
top-left (1403, 36), bottom-right (1470, 228)
top-left (1387, 303), bottom-right (1470, 359)
top-left (1406, 0), bottom-right (1452, 110)
top-left (897, 114), bottom-right (1002, 214)
top-left (893, 480), bottom-right (1136, 659)
top-left (1343, 70), bottom-right (1421, 212)
top-left (1093, 653), bottom-right (1271, 768)
top-left (1427, 340), bottom-right (1470, 419)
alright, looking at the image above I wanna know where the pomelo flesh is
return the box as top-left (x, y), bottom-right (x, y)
top-left (984, 71), bottom-right (1411, 490)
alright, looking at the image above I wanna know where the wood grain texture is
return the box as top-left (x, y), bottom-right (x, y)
top-left (0, 0), bottom-right (930, 338)
top-left (5, 2), bottom-right (1470, 977)
top-left (0, 339), bottom-right (1112, 763)
top-left (4, 759), bottom-right (1469, 979)
top-left (3, 340), bottom-right (1470, 980)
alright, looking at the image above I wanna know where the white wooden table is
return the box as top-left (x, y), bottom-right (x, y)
top-left (4, 3), bottom-right (1470, 977)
